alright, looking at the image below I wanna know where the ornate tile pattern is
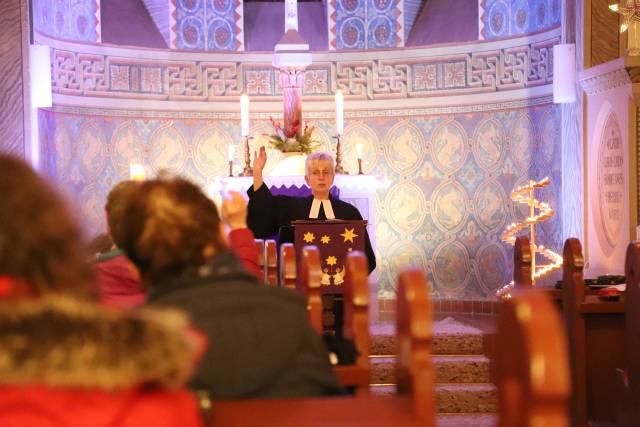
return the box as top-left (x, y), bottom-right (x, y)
top-left (169, 0), bottom-right (244, 51)
top-left (479, 0), bottom-right (561, 40)
top-left (49, 34), bottom-right (557, 100)
top-left (40, 102), bottom-right (562, 301)
top-left (33, 0), bottom-right (100, 43)
top-left (328, 0), bottom-right (403, 50)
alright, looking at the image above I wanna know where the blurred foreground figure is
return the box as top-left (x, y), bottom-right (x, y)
top-left (119, 177), bottom-right (344, 399)
top-left (0, 155), bottom-right (204, 427)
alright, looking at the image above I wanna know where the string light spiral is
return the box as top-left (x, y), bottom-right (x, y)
top-left (496, 177), bottom-right (563, 299)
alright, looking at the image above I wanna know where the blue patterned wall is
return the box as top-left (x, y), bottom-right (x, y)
top-left (40, 102), bottom-right (561, 300)
top-left (480, 0), bottom-right (561, 39)
top-left (330, 0), bottom-right (403, 50)
top-left (33, 0), bottom-right (100, 42)
top-left (171, 0), bottom-right (243, 51)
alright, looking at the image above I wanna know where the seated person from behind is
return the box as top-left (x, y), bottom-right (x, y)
top-left (118, 177), bottom-right (344, 399)
top-left (0, 155), bottom-right (204, 427)
top-left (95, 181), bottom-right (262, 309)
top-left (247, 148), bottom-right (376, 273)
top-left (95, 180), bottom-right (146, 308)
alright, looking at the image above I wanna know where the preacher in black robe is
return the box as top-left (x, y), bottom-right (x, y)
top-left (246, 183), bottom-right (376, 274)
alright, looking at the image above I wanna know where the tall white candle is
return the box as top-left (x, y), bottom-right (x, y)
top-left (240, 94), bottom-right (250, 137)
top-left (228, 145), bottom-right (235, 162)
top-left (356, 143), bottom-right (363, 160)
top-left (335, 90), bottom-right (344, 136)
top-left (129, 163), bottom-right (145, 181)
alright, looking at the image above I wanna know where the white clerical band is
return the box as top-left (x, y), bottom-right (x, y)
top-left (309, 199), bottom-right (335, 220)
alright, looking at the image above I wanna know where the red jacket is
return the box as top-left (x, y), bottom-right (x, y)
top-left (0, 386), bottom-right (203, 427)
top-left (0, 289), bottom-right (204, 427)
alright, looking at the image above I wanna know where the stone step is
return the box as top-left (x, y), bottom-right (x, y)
top-left (369, 355), bottom-right (491, 384)
top-left (371, 333), bottom-right (486, 356)
top-left (369, 384), bottom-right (497, 414)
top-left (436, 414), bottom-right (496, 427)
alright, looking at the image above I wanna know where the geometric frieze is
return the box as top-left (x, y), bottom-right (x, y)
top-left (49, 31), bottom-right (559, 102)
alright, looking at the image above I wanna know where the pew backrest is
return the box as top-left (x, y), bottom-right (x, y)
top-left (265, 239), bottom-right (277, 286)
top-left (254, 239), bottom-right (265, 283)
top-left (279, 243), bottom-right (296, 290)
top-left (396, 267), bottom-right (434, 423)
top-left (623, 242), bottom-right (640, 421)
top-left (495, 291), bottom-right (570, 427)
top-left (299, 245), bottom-right (323, 334)
top-left (513, 235), bottom-right (533, 288)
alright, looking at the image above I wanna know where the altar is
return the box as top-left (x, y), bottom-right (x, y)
top-left (211, 174), bottom-right (385, 253)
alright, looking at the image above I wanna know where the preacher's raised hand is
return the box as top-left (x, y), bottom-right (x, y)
top-left (252, 146), bottom-right (267, 191)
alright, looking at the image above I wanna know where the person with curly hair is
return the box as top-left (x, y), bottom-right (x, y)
top-left (0, 155), bottom-right (205, 427)
top-left (119, 177), bottom-right (343, 399)
top-left (95, 180), bottom-right (263, 309)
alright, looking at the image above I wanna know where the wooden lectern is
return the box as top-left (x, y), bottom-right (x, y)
top-left (292, 220), bottom-right (367, 336)
top-left (292, 220), bottom-right (367, 293)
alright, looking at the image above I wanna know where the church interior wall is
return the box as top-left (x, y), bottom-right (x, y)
top-left (27, 2), bottom-right (567, 301)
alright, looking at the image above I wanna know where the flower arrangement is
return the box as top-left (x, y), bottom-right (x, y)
top-left (268, 117), bottom-right (320, 154)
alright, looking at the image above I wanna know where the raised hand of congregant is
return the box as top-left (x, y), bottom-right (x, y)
top-left (221, 191), bottom-right (248, 230)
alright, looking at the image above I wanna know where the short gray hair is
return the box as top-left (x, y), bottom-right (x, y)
top-left (305, 152), bottom-right (335, 176)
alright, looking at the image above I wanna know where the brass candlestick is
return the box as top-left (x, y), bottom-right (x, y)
top-left (334, 134), bottom-right (346, 174)
top-left (357, 158), bottom-right (363, 174)
top-left (242, 136), bottom-right (253, 176)
top-left (228, 160), bottom-right (233, 177)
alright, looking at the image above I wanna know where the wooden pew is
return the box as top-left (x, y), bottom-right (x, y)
top-left (209, 267), bottom-right (435, 427)
top-left (279, 243), bottom-right (296, 290)
top-left (298, 247), bottom-right (371, 394)
top-left (254, 239), bottom-right (265, 283)
top-left (265, 239), bottom-right (277, 286)
top-left (618, 241), bottom-right (640, 425)
top-left (334, 251), bottom-right (371, 396)
top-left (495, 290), bottom-right (570, 427)
top-left (299, 245), bottom-right (323, 334)
top-left (562, 237), bottom-right (625, 427)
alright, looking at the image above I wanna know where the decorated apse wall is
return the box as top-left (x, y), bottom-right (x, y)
top-left (32, 0), bottom-right (101, 43)
top-left (480, 0), bottom-right (561, 39)
top-left (39, 102), bottom-right (561, 300)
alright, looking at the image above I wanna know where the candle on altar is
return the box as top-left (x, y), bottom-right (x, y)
top-left (228, 145), bottom-right (235, 162)
top-left (129, 163), bottom-right (145, 181)
top-left (335, 90), bottom-right (344, 135)
top-left (240, 94), bottom-right (250, 137)
top-left (356, 143), bottom-right (363, 160)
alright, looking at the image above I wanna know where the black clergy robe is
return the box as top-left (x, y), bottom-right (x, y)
top-left (247, 184), bottom-right (376, 273)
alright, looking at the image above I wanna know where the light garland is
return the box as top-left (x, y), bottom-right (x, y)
top-left (496, 177), bottom-right (563, 299)
top-left (609, 1), bottom-right (640, 33)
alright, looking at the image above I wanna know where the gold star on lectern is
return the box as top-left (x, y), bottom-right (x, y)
top-left (340, 227), bottom-right (358, 243)
top-left (326, 255), bottom-right (338, 266)
top-left (320, 235), bottom-right (331, 244)
top-left (303, 232), bottom-right (315, 243)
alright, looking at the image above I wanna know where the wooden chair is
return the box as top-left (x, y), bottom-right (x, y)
top-left (265, 239), bottom-right (277, 286)
top-left (299, 245), bottom-right (323, 334)
top-left (209, 267), bottom-right (435, 427)
top-left (495, 290), bottom-right (570, 427)
top-left (254, 239), bottom-right (265, 283)
top-left (279, 243), bottom-right (296, 290)
top-left (562, 237), bottom-right (625, 427)
top-left (617, 241), bottom-right (640, 425)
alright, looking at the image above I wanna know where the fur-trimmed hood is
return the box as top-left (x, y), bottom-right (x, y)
top-left (0, 294), bottom-right (198, 391)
